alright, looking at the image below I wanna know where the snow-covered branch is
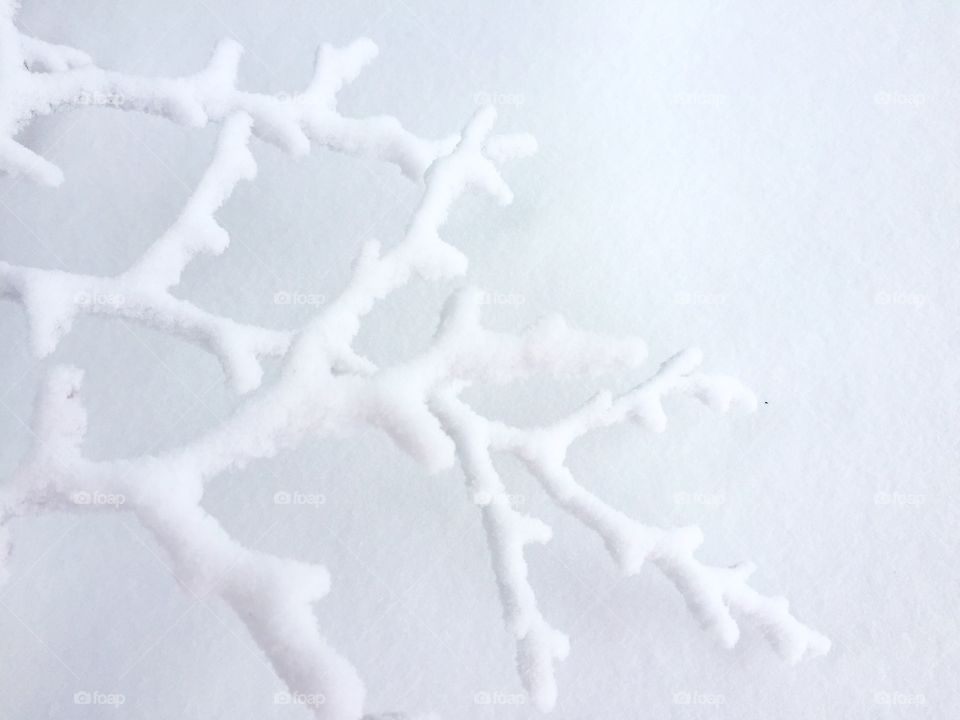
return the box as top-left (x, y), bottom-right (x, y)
top-left (0, 8), bottom-right (533, 186)
top-left (0, 102), bottom-right (552, 720)
top-left (0, 113), bottom-right (288, 392)
top-left (430, 390), bottom-right (570, 711)
top-left (429, 349), bottom-right (830, 710)
top-left (0, 6), bottom-right (830, 718)
top-left (18, 34), bottom-right (92, 73)
top-left (0, 367), bottom-right (365, 720)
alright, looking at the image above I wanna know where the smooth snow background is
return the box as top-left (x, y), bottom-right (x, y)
top-left (1, 1), bottom-right (958, 718)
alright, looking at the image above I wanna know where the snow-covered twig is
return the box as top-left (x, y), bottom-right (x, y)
top-left (0, 5), bottom-right (524, 186)
top-left (0, 102), bottom-right (557, 720)
top-left (431, 349), bottom-right (830, 710)
top-left (0, 113), bottom-right (289, 392)
top-left (430, 390), bottom-right (570, 711)
top-left (0, 6), bottom-right (830, 718)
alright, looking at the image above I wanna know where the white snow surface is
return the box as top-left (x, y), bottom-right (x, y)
top-left (0, 1), bottom-right (957, 719)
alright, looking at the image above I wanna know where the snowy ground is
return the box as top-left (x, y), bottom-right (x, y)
top-left (1, 1), bottom-right (958, 718)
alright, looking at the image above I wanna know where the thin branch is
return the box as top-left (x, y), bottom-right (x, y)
top-left (0, 113), bottom-right (288, 393)
top-left (0, 15), bottom-right (521, 186)
top-left (424, 352), bottom-right (828, 710)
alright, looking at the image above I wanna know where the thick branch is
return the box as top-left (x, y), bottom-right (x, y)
top-left (0, 367), bottom-right (364, 719)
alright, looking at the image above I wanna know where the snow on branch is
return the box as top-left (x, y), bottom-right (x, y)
top-left (0, 102), bottom-right (549, 720)
top-left (430, 390), bottom-right (570, 711)
top-left (0, 7), bottom-right (829, 718)
top-left (0, 8), bottom-right (522, 186)
top-left (0, 112), bottom-right (288, 392)
top-left (1, 367), bottom-right (366, 719)
top-left (18, 34), bottom-right (92, 73)
top-left (431, 350), bottom-right (829, 710)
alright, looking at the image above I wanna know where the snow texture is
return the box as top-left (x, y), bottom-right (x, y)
top-left (0, 3), bottom-right (829, 718)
